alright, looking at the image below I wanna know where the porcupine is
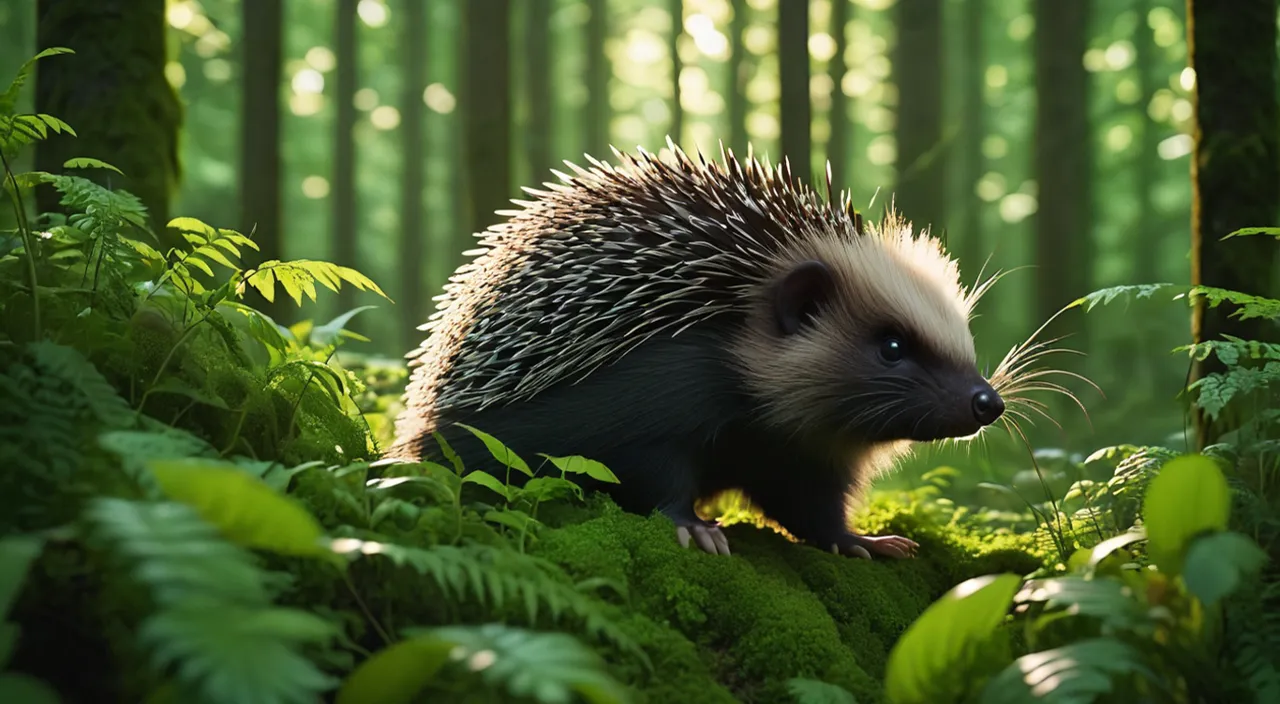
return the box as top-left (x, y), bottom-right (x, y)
top-left (389, 140), bottom-right (1011, 559)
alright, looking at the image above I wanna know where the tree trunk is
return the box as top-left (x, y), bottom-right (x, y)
top-left (34, 0), bottom-right (182, 246)
top-left (1032, 0), bottom-right (1091, 337)
top-left (1187, 0), bottom-right (1280, 448)
top-left (333, 0), bottom-right (358, 313)
top-left (778, 0), bottom-right (810, 182)
top-left (585, 0), bottom-right (609, 158)
top-left (1133, 0), bottom-right (1158, 285)
top-left (238, 0), bottom-right (285, 321)
top-left (669, 0), bottom-right (684, 145)
top-left (461, 0), bottom-right (511, 239)
top-left (727, 0), bottom-right (748, 157)
top-left (525, 0), bottom-right (552, 181)
top-left (826, 0), bottom-right (849, 190)
top-left (957, 0), bottom-right (985, 280)
top-left (892, 0), bottom-right (944, 230)
top-left (399, 0), bottom-right (427, 348)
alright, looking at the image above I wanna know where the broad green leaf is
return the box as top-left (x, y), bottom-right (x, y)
top-left (1142, 454), bottom-right (1230, 575)
top-left (0, 672), bottom-right (61, 704)
top-left (0, 536), bottom-right (44, 617)
top-left (433, 432), bottom-right (466, 475)
top-left (147, 458), bottom-right (331, 559)
top-left (457, 424), bottom-right (532, 476)
top-left (335, 636), bottom-right (454, 704)
top-left (312, 305), bottom-right (378, 347)
top-left (539, 454), bottom-right (621, 483)
top-left (519, 476), bottom-right (584, 503)
top-left (1086, 530), bottom-right (1146, 568)
top-left (786, 677), bottom-right (858, 704)
top-left (462, 470), bottom-right (512, 501)
top-left (62, 156), bottom-right (122, 174)
top-left (166, 216), bottom-right (217, 241)
top-left (885, 573), bottom-right (1021, 704)
top-left (484, 509), bottom-right (541, 533)
top-left (1014, 576), bottom-right (1146, 630)
top-left (980, 637), bottom-right (1157, 704)
top-left (1182, 531), bottom-right (1268, 607)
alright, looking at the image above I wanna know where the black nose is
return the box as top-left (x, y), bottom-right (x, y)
top-left (972, 388), bottom-right (1005, 426)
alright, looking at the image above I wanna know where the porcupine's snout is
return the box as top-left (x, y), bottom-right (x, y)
top-left (971, 383), bottom-right (1005, 427)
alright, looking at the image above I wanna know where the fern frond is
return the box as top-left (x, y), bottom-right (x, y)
top-left (87, 497), bottom-right (339, 704)
top-left (1068, 284), bottom-right (1177, 313)
top-left (0, 47), bottom-right (73, 116)
top-left (980, 637), bottom-right (1161, 703)
top-left (1186, 286), bottom-right (1280, 322)
top-left (1188, 363), bottom-right (1280, 421)
top-left (239, 260), bottom-right (392, 307)
top-left (28, 340), bottom-right (132, 428)
top-left (338, 623), bottom-right (631, 704)
top-left (333, 539), bottom-right (645, 665)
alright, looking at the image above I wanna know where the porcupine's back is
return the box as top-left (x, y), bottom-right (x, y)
top-left (388, 143), bottom-right (866, 458)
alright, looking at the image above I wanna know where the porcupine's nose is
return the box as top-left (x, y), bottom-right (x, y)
top-left (971, 387), bottom-right (1005, 426)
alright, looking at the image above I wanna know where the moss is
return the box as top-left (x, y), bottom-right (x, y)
top-left (532, 492), bottom-right (1047, 703)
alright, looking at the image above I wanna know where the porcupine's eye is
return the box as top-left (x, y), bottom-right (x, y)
top-left (878, 336), bottom-right (905, 365)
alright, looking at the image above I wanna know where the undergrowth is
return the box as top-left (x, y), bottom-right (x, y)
top-left (1, 49), bottom-right (1276, 704)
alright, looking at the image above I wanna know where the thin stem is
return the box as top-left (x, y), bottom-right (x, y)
top-left (0, 148), bottom-right (40, 339)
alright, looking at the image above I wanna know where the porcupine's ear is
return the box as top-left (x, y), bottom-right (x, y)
top-left (773, 260), bottom-right (835, 337)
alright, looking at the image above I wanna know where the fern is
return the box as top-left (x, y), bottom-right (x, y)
top-left (1188, 363), bottom-right (1280, 421)
top-left (979, 638), bottom-right (1160, 703)
top-left (1067, 283), bottom-right (1177, 313)
top-left (27, 340), bottom-right (133, 428)
top-left (1175, 336), bottom-right (1280, 366)
top-left (240, 260), bottom-right (392, 307)
top-left (786, 677), bottom-right (858, 704)
top-left (1186, 285), bottom-right (1280, 322)
top-left (86, 497), bottom-right (339, 704)
top-left (335, 539), bottom-right (646, 666)
top-left (338, 623), bottom-right (631, 704)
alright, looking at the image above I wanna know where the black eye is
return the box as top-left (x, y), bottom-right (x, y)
top-left (879, 337), bottom-right (905, 364)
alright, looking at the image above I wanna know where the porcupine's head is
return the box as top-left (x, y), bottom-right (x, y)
top-left (731, 201), bottom-right (1004, 446)
top-left (393, 139), bottom-right (1063, 461)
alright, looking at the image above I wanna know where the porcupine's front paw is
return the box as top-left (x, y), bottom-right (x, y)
top-left (673, 516), bottom-right (732, 555)
top-left (828, 532), bottom-right (919, 560)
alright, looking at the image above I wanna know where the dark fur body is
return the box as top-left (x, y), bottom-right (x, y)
top-left (409, 326), bottom-right (867, 551)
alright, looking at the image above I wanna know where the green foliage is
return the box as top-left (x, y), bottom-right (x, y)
top-left (883, 452), bottom-right (1272, 704)
top-left (786, 677), bottom-right (859, 704)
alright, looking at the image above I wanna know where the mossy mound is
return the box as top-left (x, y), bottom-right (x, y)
top-left (531, 493), bottom-right (1046, 703)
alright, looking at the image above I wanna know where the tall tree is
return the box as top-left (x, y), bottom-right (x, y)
top-left (585, 0), bottom-right (609, 157)
top-left (892, 0), bottom-right (944, 230)
top-left (778, 0), bottom-right (810, 181)
top-left (461, 0), bottom-right (511, 240)
top-left (1133, 0), bottom-right (1160, 285)
top-left (525, 0), bottom-right (552, 182)
top-left (826, 0), bottom-right (849, 190)
top-left (33, 0), bottom-right (182, 245)
top-left (399, 0), bottom-right (427, 346)
top-left (957, 0), bottom-right (986, 279)
top-left (1032, 0), bottom-right (1091, 337)
top-left (239, 0), bottom-right (284, 320)
top-left (334, 0), bottom-right (359, 312)
top-left (669, 0), bottom-right (684, 145)
top-left (1186, 0), bottom-right (1280, 448)
top-left (727, 0), bottom-right (749, 157)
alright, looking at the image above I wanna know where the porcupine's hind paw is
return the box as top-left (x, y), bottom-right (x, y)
top-left (674, 517), bottom-right (732, 556)
top-left (829, 532), bottom-right (919, 560)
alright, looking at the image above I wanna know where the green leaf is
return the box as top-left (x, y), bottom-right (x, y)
top-left (335, 636), bottom-right (454, 704)
top-left (1142, 454), bottom-right (1230, 575)
top-left (1182, 531), bottom-right (1269, 607)
top-left (167, 216), bottom-right (218, 242)
top-left (1086, 530), bottom-right (1146, 567)
top-left (147, 458), bottom-right (332, 560)
top-left (0, 672), bottom-right (62, 704)
top-left (539, 454), bottom-right (621, 483)
top-left (0, 47), bottom-right (73, 116)
top-left (462, 470), bottom-right (512, 501)
top-left (433, 432), bottom-right (466, 475)
top-left (484, 509), bottom-right (541, 533)
top-left (980, 638), bottom-right (1157, 704)
top-left (0, 536), bottom-right (44, 618)
top-left (519, 476), bottom-right (584, 504)
top-left (62, 156), bottom-right (123, 174)
top-left (786, 677), bottom-right (858, 704)
top-left (311, 305), bottom-right (378, 347)
top-left (1067, 284), bottom-right (1177, 313)
top-left (457, 424), bottom-right (533, 477)
top-left (1224, 226), bottom-right (1280, 240)
top-left (885, 573), bottom-right (1021, 704)
top-left (1013, 576), bottom-right (1147, 631)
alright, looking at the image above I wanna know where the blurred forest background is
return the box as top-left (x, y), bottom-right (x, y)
top-left (0, 0), bottom-right (1223, 460)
